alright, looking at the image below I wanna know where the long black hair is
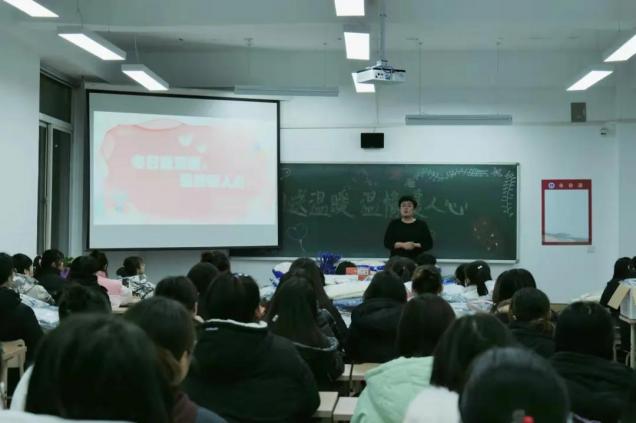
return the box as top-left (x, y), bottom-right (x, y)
top-left (201, 273), bottom-right (260, 322)
top-left (396, 294), bottom-right (455, 357)
top-left (464, 260), bottom-right (491, 296)
top-left (267, 276), bottom-right (329, 348)
top-left (430, 314), bottom-right (514, 392)
top-left (363, 270), bottom-right (407, 303)
top-left (34, 249), bottom-right (64, 279)
top-left (26, 314), bottom-right (172, 423)
top-left (555, 301), bottom-right (614, 360)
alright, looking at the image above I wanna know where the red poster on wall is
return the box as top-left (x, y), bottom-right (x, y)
top-left (541, 179), bottom-right (592, 245)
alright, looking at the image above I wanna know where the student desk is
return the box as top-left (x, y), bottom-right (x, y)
top-left (619, 315), bottom-right (636, 368)
top-left (313, 391), bottom-right (339, 420)
top-left (333, 397), bottom-right (358, 422)
top-left (351, 363), bottom-right (379, 381)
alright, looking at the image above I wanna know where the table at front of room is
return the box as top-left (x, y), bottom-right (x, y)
top-left (620, 315), bottom-right (636, 369)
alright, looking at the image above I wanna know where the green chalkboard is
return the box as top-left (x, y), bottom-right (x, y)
top-left (232, 163), bottom-right (518, 260)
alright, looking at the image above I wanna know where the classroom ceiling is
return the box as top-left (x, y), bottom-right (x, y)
top-left (1, 0), bottom-right (635, 79)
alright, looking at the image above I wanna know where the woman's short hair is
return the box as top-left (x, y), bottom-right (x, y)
top-left (511, 288), bottom-right (551, 322)
top-left (430, 314), bottom-right (515, 392)
top-left (363, 270), bottom-right (407, 303)
top-left (492, 268), bottom-right (536, 305)
top-left (398, 195), bottom-right (418, 208)
top-left (411, 265), bottom-right (442, 295)
top-left (155, 276), bottom-right (199, 313)
top-left (397, 294), bottom-right (455, 357)
top-left (12, 253), bottom-right (33, 274)
top-left (555, 301), bottom-right (614, 360)
top-left (26, 314), bottom-right (172, 423)
top-left (201, 273), bottom-right (260, 322)
top-left (335, 261), bottom-right (357, 275)
top-left (614, 257), bottom-right (634, 280)
top-left (460, 347), bottom-right (569, 423)
top-left (187, 262), bottom-right (220, 296)
top-left (58, 283), bottom-right (111, 320)
top-left (200, 250), bottom-right (230, 273)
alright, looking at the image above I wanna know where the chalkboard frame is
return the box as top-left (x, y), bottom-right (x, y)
top-left (231, 161), bottom-right (520, 263)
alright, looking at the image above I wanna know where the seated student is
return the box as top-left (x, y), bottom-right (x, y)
top-left (352, 295), bottom-right (455, 423)
top-left (155, 276), bottom-right (202, 323)
top-left (33, 249), bottom-right (66, 303)
top-left (24, 314), bottom-right (172, 422)
top-left (600, 257), bottom-right (633, 352)
top-left (461, 260), bottom-right (494, 300)
top-left (267, 276), bottom-right (344, 390)
top-left (454, 263), bottom-right (466, 286)
top-left (508, 288), bottom-right (555, 358)
top-left (9, 254), bottom-right (53, 304)
top-left (429, 314), bottom-right (515, 393)
top-left (491, 268), bottom-right (536, 322)
top-left (124, 297), bottom-right (226, 423)
top-left (384, 256), bottom-right (417, 282)
top-left (551, 301), bottom-right (635, 423)
top-left (10, 283), bottom-right (112, 412)
top-left (411, 265), bottom-right (443, 296)
top-left (0, 253), bottom-right (43, 363)
top-left (200, 251), bottom-right (230, 274)
top-left (187, 263), bottom-right (219, 297)
top-left (288, 258), bottom-right (348, 345)
top-left (116, 256), bottom-right (154, 299)
top-left (460, 347), bottom-right (570, 423)
top-left (184, 273), bottom-right (319, 422)
top-left (88, 250), bottom-right (133, 305)
top-left (335, 260), bottom-right (357, 275)
top-left (66, 256), bottom-right (111, 309)
top-left (346, 270), bottom-right (407, 363)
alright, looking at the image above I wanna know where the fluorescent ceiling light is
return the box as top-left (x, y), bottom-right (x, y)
top-left (566, 70), bottom-right (613, 91)
top-left (122, 64), bottom-right (169, 91)
top-left (58, 27), bottom-right (126, 61)
top-left (234, 85), bottom-right (338, 97)
top-left (344, 32), bottom-right (369, 60)
top-left (351, 72), bottom-right (374, 93)
top-left (2, 0), bottom-right (58, 17)
top-left (405, 114), bottom-right (513, 126)
top-left (604, 33), bottom-right (636, 62)
top-left (335, 0), bottom-right (364, 16)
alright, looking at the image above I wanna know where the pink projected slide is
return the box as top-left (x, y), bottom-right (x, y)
top-left (93, 113), bottom-right (276, 226)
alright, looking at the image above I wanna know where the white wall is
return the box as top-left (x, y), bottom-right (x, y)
top-left (0, 32), bottom-right (40, 256)
top-left (70, 47), bottom-right (635, 303)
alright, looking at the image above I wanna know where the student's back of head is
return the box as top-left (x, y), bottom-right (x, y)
top-left (385, 256), bottom-right (417, 282)
top-left (201, 273), bottom-right (260, 322)
top-left (555, 301), bottom-right (614, 360)
top-left (613, 257), bottom-right (633, 280)
top-left (67, 256), bottom-right (99, 283)
top-left (200, 250), bottom-right (230, 273)
top-left (411, 265), bottom-right (442, 296)
top-left (267, 276), bottom-right (327, 348)
top-left (511, 287), bottom-right (551, 323)
top-left (88, 250), bottom-right (109, 274)
top-left (460, 347), bottom-right (569, 423)
top-left (187, 262), bottom-right (219, 297)
top-left (116, 256), bottom-right (144, 278)
top-left (464, 261), bottom-right (492, 296)
top-left (415, 253), bottom-right (437, 267)
top-left (335, 261), bottom-right (356, 275)
top-left (155, 276), bottom-right (198, 314)
top-left (57, 283), bottom-right (111, 320)
top-left (12, 253), bottom-right (33, 275)
top-left (26, 314), bottom-right (171, 423)
top-left (454, 263), bottom-right (466, 285)
top-left (124, 297), bottom-right (195, 389)
top-left (397, 294), bottom-right (455, 357)
top-left (492, 268), bottom-right (536, 305)
top-left (363, 270), bottom-right (407, 303)
top-left (0, 252), bottom-right (12, 285)
top-left (287, 259), bottom-right (332, 310)
top-left (430, 314), bottom-right (514, 392)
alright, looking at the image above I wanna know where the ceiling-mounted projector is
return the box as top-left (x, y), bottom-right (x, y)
top-left (356, 60), bottom-right (406, 84)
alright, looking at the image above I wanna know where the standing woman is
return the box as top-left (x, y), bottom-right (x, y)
top-left (383, 195), bottom-right (433, 260)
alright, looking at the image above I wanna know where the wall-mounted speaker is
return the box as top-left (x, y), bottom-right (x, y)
top-left (571, 102), bottom-right (587, 123)
top-left (361, 132), bottom-right (384, 149)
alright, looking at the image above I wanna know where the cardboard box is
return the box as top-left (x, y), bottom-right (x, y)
top-left (608, 279), bottom-right (636, 319)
